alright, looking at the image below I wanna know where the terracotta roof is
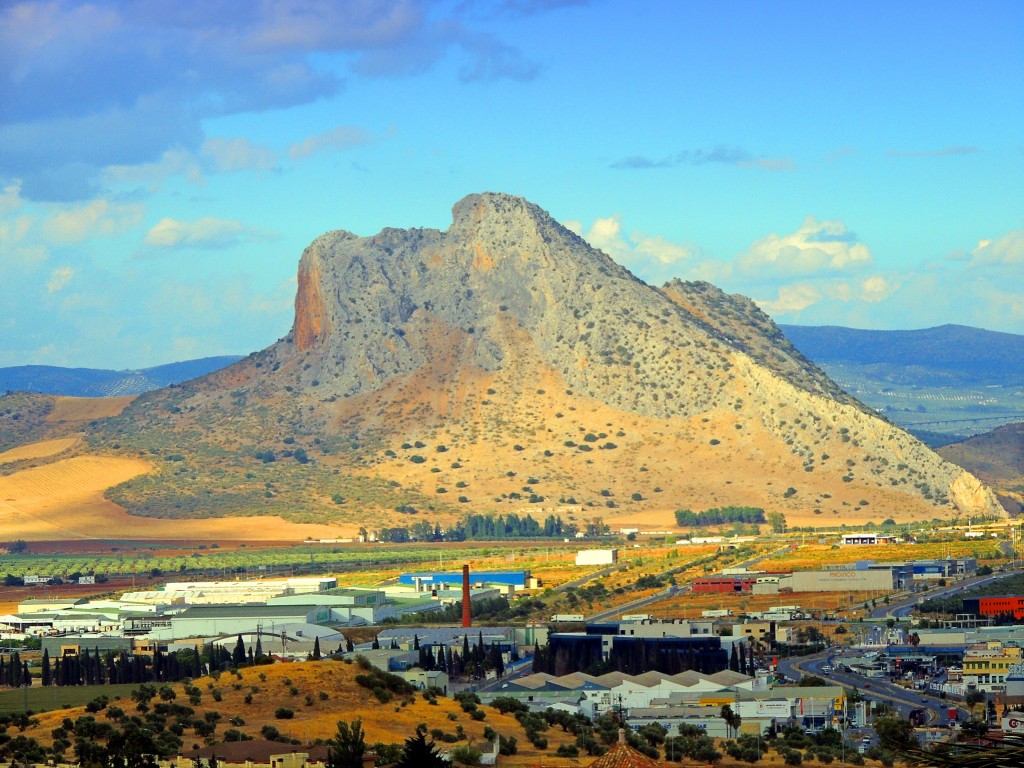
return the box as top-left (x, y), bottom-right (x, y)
top-left (586, 742), bottom-right (662, 768)
top-left (183, 739), bottom-right (330, 763)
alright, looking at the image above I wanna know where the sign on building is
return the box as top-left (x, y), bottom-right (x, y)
top-left (78, 576), bottom-right (96, 585)
top-left (1002, 712), bottom-right (1024, 734)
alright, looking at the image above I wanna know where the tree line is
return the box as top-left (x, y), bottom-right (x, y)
top-left (674, 506), bottom-right (766, 526)
top-left (377, 512), bottom-right (573, 543)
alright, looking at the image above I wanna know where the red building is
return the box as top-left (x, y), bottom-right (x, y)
top-left (691, 576), bottom-right (757, 593)
top-left (966, 596), bottom-right (1024, 620)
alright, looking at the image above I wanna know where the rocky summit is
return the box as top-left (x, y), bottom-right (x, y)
top-left (93, 193), bottom-right (1000, 529)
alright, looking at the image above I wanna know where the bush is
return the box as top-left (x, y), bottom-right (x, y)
top-left (449, 745), bottom-right (482, 765)
top-left (274, 708), bottom-right (294, 719)
top-left (556, 744), bottom-right (579, 757)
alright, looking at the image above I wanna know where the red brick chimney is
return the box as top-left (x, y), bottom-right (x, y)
top-left (462, 564), bottom-right (471, 628)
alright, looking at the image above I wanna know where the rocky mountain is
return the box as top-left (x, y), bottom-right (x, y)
top-left (0, 357), bottom-right (242, 397)
top-left (72, 193), bottom-right (1001, 530)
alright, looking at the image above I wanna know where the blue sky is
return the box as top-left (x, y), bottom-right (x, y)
top-left (1, 0), bottom-right (1022, 369)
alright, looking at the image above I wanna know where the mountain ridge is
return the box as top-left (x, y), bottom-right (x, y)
top-left (3, 193), bottom-right (1002, 532)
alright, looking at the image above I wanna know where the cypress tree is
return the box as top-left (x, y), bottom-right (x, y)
top-left (41, 648), bottom-right (51, 687)
top-left (232, 635), bottom-right (246, 666)
top-left (312, 637), bottom-right (321, 661)
top-left (83, 648), bottom-right (94, 685)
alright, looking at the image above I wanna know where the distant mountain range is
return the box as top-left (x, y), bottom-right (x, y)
top-left (780, 324), bottom-right (1024, 445)
top-left (0, 357), bottom-right (243, 397)
top-left (779, 324), bottom-right (1024, 387)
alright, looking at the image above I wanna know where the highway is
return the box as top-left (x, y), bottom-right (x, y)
top-left (870, 566), bottom-right (1023, 619)
top-left (782, 649), bottom-right (969, 728)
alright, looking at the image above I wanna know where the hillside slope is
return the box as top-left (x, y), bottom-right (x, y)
top-left (9, 193), bottom-right (998, 531)
top-left (938, 422), bottom-right (1024, 515)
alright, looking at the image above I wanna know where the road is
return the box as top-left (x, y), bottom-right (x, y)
top-left (584, 544), bottom-right (793, 623)
top-left (783, 649), bottom-right (969, 727)
top-left (871, 567), bottom-right (1023, 619)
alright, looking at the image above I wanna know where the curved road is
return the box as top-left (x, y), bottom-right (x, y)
top-left (871, 567), bottom-right (1023, 620)
top-left (783, 650), bottom-right (969, 727)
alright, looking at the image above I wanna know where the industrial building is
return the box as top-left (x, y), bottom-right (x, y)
top-left (841, 533), bottom-right (898, 545)
top-left (397, 569), bottom-right (537, 589)
top-left (575, 549), bottom-right (618, 566)
top-left (691, 576), bottom-right (757, 593)
top-left (963, 596), bottom-right (1024, 622)
top-left (783, 562), bottom-right (912, 592)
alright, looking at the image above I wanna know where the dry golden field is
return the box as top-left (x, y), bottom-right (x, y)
top-left (0, 454), bottom-right (357, 542)
top-left (45, 396), bottom-right (135, 422)
top-left (0, 436), bottom-right (81, 465)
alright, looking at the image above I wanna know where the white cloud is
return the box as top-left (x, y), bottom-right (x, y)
top-left (754, 273), bottom-right (896, 316)
top-left (970, 228), bottom-right (1024, 266)
top-left (289, 125), bottom-right (375, 159)
top-left (738, 216), bottom-right (872, 277)
top-left (103, 148), bottom-right (205, 188)
top-left (577, 214), bottom-right (699, 268)
top-left (756, 283), bottom-right (823, 314)
top-left (858, 275), bottom-right (898, 303)
top-left (46, 266), bottom-right (74, 293)
top-left (144, 216), bottom-right (271, 249)
top-left (0, 180), bottom-right (25, 214)
top-left (202, 137), bottom-right (278, 173)
top-left (42, 198), bottom-right (144, 244)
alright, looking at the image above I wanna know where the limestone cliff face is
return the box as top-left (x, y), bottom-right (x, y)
top-left (949, 471), bottom-right (1003, 515)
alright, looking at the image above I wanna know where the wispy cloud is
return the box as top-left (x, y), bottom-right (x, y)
top-left (144, 217), bottom-right (273, 250)
top-left (42, 199), bottom-right (144, 244)
top-left (47, 266), bottom-right (75, 293)
top-left (201, 138), bottom-right (278, 174)
top-left (885, 145), bottom-right (978, 158)
top-left (611, 145), bottom-right (795, 171)
top-left (289, 126), bottom-right (377, 160)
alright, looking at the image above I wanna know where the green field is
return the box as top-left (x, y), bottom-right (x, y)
top-left (0, 683), bottom-right (142, 715)
top-left (0, 542), bottom-right (552, 579)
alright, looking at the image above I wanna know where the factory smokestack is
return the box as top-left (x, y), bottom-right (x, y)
top-left (462, 564), bottom-right (471, 628)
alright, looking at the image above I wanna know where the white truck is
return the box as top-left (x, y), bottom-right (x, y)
top-left (549, 614), bottom-right (585, 622)
top-left (701, 609), bottom-right (734, 618)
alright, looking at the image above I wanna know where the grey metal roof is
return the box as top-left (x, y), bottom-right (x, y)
top-left (173, 605), bottom-right (317, 619)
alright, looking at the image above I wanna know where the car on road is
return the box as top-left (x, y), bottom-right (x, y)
top-left (822, 665), bottom-right (832, 673)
